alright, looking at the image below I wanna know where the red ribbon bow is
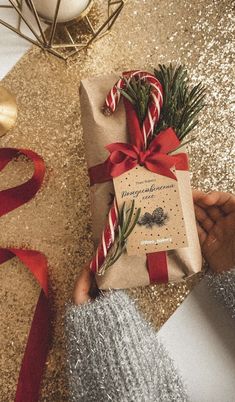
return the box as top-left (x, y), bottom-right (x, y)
top-left (89, 98), bottom-right (188, 185)
top-left (105, 128), bottom-right (187, 181)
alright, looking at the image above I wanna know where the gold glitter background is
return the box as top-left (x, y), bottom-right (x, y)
top-left (0, 0), bottom-right (234, 400)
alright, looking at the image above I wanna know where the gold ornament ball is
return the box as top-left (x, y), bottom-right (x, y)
top-left (0, 86), bottom-right (17, 137)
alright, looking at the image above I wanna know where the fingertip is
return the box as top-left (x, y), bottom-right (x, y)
top-left (73, 264), bottom-right (93, 305)
top-left (74, 290), bottom-right (91, 305)
top-left (192, 190), bottom-right (206, 201)
top-left (202, 192), bottom-right (217, 205)
top-left (73, 280), bottom-right (91, 305)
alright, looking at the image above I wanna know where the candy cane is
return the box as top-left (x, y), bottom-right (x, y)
top-left (104, 70), bottom-right (163, 147)
top-left (90, 71), bottom-right (164, 274)
top-left (90, 199), bottom-right (119, 273)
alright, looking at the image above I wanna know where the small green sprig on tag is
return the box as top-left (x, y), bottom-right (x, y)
top-left (97, 200), bottom-right (141, 275)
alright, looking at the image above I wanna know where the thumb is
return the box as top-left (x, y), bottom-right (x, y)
top-left (73, 263), bottom-right (93, 305)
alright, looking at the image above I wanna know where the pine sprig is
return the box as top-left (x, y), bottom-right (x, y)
top-left (154, 64), bottom-right (206, 140)
top-left (118, 65), bottom-right (206, 142)
top-left (118, 76), bottom-right (151, 124)
top-left (97, 201), bottom-right (141, 275)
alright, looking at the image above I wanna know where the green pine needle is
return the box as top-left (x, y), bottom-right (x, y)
top-left (118, 76), bottom-right (151, 124)
top-left (154, 64), bottom-right (206, 140)
top-left (97, 200), bottom-right (141, 275)
top-left (118, 65), bottom-right (206, 142)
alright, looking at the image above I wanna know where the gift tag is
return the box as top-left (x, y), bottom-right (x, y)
top-left (113, 165), bottom-right (188, 256)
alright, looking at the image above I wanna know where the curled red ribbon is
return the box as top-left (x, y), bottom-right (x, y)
top-left (0, 148), bottom-right (45, 216)
top-left (0, 148), bottom-right (48, 402)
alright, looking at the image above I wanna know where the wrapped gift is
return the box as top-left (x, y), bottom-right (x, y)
top-left (80, 70), bottom-right (202, 289)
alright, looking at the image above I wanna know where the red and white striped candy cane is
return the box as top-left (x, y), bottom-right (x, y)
top-left (104, 70), bottom-right (163, 147)
top-left (90, 71), bottom-right (164, 274)
top-left (90, 199), bottom-right (119, 273)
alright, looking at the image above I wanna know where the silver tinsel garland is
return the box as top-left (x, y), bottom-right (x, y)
top-left (206, 269), bottom-right (235, 319)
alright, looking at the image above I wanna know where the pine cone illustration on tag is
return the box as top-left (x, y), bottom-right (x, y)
top-left (138, 207), bottom-right (169, 228)
top-left (138, 212), bottom-right (155, 228)
top-left (152, 207), bottom-right (169, 226)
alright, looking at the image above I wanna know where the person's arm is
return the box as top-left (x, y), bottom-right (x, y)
top-left (68, 257), bottom-right (189, 401)
top-left (65, 289), bottom-right (188, 402)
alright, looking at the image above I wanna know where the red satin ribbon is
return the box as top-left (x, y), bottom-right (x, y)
top-left (147, 252), bottom-right (168, 283)
top-left (88, 100), bottom-right (189, 284)
top-left (89, 128), bottom-right (188, 185)
top-left (0, 148), bottom-right (48, 401)
top-left (89, 98), bottom-right (188, 185)
top-left (0, 249), bottom-right (49, 402)
top-left (0, 148), bottom-right (45, 216)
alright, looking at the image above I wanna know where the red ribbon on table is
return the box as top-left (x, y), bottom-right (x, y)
top-left (89, 99), bottom-right (189, 283)
top-left (0, 148), bottom-right (45, 216)
top-left (0, 148), bottom-right (49, 402)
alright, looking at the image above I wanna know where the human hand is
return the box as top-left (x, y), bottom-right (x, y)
top-left (193, 191), bottom-right (235, 273)
top-left (73, 263), bottom-right (99, 305)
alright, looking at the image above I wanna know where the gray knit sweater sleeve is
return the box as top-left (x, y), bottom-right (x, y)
top-left (65, 291), bottom-right (188, 402)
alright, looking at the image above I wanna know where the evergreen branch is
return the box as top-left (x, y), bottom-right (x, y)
top-left (154, 64), bottom-right (206, 140)
top-left (97, 201), bottom-right (141, 275)
top-left (124, 208), bottom-right (141, 238)
top-left (168, 136), bottom-right (196, 154)
top-left (123, 200), bottom-right (135, 233)
top-left (118, 89), bottom-right (135, 105)
top-left (117, 76), bottom-right (151, 124)
top-left (117, 64), bottom-right (206, 144)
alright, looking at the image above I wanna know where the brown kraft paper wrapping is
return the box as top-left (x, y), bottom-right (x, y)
top-left (80, 73), bottom-right (202, 290)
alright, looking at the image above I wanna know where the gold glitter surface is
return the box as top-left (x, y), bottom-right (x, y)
top-left (0, 0), bottom-right (234, 400)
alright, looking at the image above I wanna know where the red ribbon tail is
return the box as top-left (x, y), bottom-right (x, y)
top-left (15, 290), bottom-right (50, 402)
top-left (147, 252), bottom-right (168, 283)
top-left (0, 248), bottom-right (49, 402)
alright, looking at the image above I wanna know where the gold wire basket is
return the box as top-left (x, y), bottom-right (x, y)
top-left (0, 0), bottom-right (127, 59)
